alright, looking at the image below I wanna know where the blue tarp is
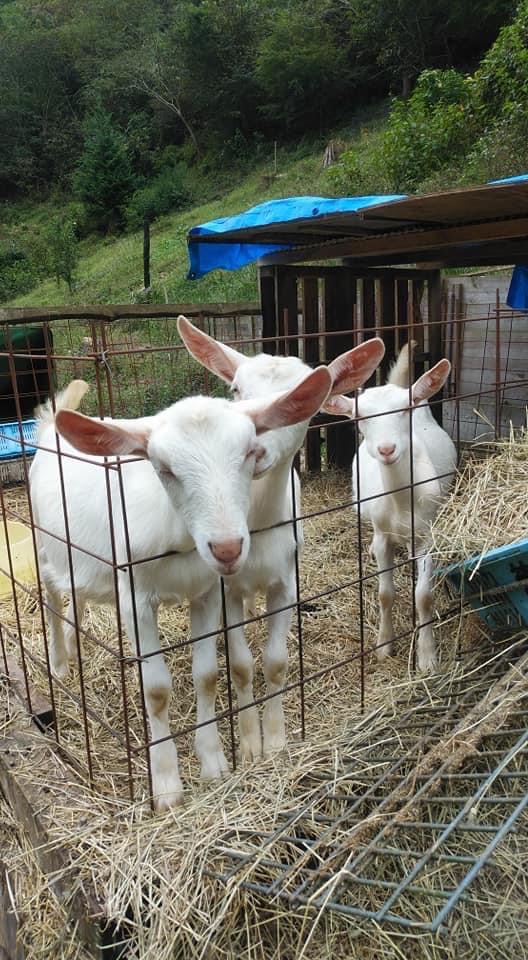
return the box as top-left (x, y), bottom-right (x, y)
top-left (187, 179), bottom-right (528, 309)
top-left (187, 194), bottom-right (405, 279)
top-left (489, 173), bottom-right (528, 184)
top-left (507, 265), bottom-right (528, 310)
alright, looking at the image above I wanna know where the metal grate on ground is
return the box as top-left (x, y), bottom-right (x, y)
top-left (210, 635), bottom-right (528, 932)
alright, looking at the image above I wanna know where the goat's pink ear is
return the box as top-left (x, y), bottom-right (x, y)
top-left (55, 410), bottom-right (151, 458)
top-left (177, 315), bottom-right (245, 384)
top-left (249, 366), bottom-right (331, 434)
top-left (327, 338), bottom-right (385, 397)
top-left (323, 395), bottom-right (355, 417)
top-left (412, 359), bottom-right (451, 404)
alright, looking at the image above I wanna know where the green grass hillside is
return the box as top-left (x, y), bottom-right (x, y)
top-left (3, 109), bottom-right (388, 308)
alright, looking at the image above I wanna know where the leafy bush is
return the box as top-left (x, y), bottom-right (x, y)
top-left (324, 140), bottom-right (393, 196)
top-left (466, 1), bottom-right (528, 180)
top-left (473, 1), bottom-right (528, 125)
top-left (381, 69), bottom-right (475, 190)
top-left (124, 165), bottom-right (190, 228)
top-left (0, 231), bottom-right (47, 303)
top-left (0, 244), bottom-right (40, 302)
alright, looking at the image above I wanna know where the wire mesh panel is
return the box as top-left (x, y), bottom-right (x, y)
top-left (0, 288), bottom-right (527, 917)
top-left (210, 635), bottom-right (528, 931)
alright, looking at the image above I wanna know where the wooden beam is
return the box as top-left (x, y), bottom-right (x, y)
top-left (258, 217), bottom-right (528, 267)
top-left (0, 860), bottom-right (22, 960)
top-left (0, 723), bottom-right (108, 956)
top-left (0, 303), bottom-right (261, 326)
top-left (379, 276), bottom-right (396, 381)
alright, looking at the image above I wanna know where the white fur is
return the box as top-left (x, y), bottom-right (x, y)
top-left (221, 355), bottom-right (309, 760)
top-left (335, 346), bottom-right (456, 671)
top-left (178, 318), bottom-right (385, 761)
top-left (29, 374), bottom-right (331, 811)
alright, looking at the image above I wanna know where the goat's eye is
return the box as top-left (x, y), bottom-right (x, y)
top-left (231, 384), bottom-right (240, 397)
top-left (245, 445), bottom-right (265, 462)
top-left (157, 464), bottom-right (176, 480)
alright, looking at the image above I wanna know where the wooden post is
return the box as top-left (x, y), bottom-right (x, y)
top-left (379, 275), bottom-right (396, 382)
top-left (277, 270), bottom-right (298, 356)
top-left (361, 276), bottom-right (378, 387)
top-left (259, 268), bottom-right (278, 353)
top-left (303, 277), bottom-right (321, 471)
top-left (324, 271), bottom-right (356, 469)
top-left (410, 277), bottom-right (426, 379)
top-left (143, 218), bottom-right (151, 290)
top-left (427, 270), bottom-right (444, 426)
top-left (396, 277), bottom-right (409, 350)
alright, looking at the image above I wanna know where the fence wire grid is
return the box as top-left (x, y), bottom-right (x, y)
top-left (0, 290), bottom-right (527, 932)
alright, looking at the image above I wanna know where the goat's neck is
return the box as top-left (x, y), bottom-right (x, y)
top-left (249, 457), bottom-right (295, 528)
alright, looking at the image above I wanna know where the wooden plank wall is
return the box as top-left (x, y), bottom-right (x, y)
top-left (443, 270), bottom-right (528, 443)
top-left (262, 265), bottom-right (443, 471)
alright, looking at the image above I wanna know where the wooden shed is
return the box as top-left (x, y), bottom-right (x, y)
top-left (188, 179), bottom-right (528, 458)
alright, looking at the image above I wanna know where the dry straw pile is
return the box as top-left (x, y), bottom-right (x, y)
top-left (1, 471), bottom-right (527, 959)
top-left (432, 424), bottom-right (528, 568)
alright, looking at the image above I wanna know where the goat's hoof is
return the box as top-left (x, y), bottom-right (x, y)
top-left (239, 732), bottom-right (263, 762)
top-left (263, 732), bottom-right (287, 756)
top-left (375, 642), bottom-right (394, 660)
top-left (200, 749), bottom-right (229, 781)
top-left (152, 778), bottom-right (184, 813)
top-left (417, 653), bottom-right (438, 674)
top-left (51, 660), bottom-right (70, 681)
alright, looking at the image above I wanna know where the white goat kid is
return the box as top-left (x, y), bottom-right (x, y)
top-left (29, 363), bottom-right (332, 811)
top-left (178, 316), bottom-right (385, 759)
top-left (325, 345), bottom-right (456, 672)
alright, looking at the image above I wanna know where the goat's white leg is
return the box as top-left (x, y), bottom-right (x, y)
top-left (122, 595), bottom-right (182, 812)
top-left (372, 531), bottom-right (395, 659)
top-left (190, 586), bottom-right (229, 781)
top-left (63, 595), bottom-right (86, 663)
top-left (224, 591), bottom-right (261, 761)
top-left (44, 583), bottom-right (85, 680)
top-left (261, 577), bottom-right (294, 754)
top-left (414, 549), bottom-right (437, 672)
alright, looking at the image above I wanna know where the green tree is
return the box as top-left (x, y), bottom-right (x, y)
top-left (0, 4), bottom-right (80, 195)
top-left (256, 1), bottom-right (349, 132)
top-left (344, 0), bottom-right (515, 95)
top-left (43, 215), bottom-right (80, 293)
top-left (73, 106), bottom-right (137, 232)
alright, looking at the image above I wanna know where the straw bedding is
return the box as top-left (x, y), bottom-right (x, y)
top-left (1, 467), bottom-right (527, 959)
top-left (432, 424), bottom-right (528, 567)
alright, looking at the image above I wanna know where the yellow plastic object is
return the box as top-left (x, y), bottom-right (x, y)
top-left (0, 521), bottom-right (36, 598)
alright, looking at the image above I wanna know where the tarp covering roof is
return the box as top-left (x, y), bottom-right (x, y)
top-left (187, 194), bottom-right (405, 279)
top-left (187, 174), bottom-right (528, 280)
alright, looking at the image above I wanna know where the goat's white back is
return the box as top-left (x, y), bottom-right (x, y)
top-left (30, 369), bottom-right (332, 810)
top-left (178, 316), bottom-right (385, 759)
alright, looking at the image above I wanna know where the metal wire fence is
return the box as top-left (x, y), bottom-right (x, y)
top-left (0, 295), bottom-right (527, 929)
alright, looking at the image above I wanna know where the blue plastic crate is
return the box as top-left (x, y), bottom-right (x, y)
top-left (445, 539), bottom-right (528, 635)
top-left (0, 419), bottom-right (38, 461)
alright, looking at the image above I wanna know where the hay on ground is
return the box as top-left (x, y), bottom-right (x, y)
top-left (0, 469), bottom-right (526, 959)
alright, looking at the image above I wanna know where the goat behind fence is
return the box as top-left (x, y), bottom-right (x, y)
top-left (0, 301), bottom-right (527, 814)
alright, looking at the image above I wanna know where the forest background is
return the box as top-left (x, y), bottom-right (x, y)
top-left (1, 0), bottom-right (526, 305)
